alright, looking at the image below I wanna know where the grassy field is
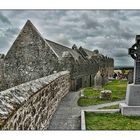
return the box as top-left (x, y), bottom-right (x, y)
top-left (85, 112), bottom-right (140, 130)
top-left (78, 79), bottom-right (127, 106)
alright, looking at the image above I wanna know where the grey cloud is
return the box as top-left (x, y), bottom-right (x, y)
top-left (0, 13), bottom-right (11, 25)
top-left (82, 13), bottom-right (103, 29)
top-left (103, 19), bottom-right (120, 30)
top-left (0, 10), bottom-right (139, 67)
top-left (115, 57), bottom-right (133, 67)
top-left (55, 34), bottom-right (72, 46)
top-left (112, 48), bottom-right (128, 58)
top-left (5, 27), bottom-right (19, 37)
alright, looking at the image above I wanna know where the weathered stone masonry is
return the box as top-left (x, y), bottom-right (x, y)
top-left (0, 20), bottom-right (114, 130)
top-left (0, 20), bottom-right (114, 91)
top-left (0, 71), bottom-right (70, 130)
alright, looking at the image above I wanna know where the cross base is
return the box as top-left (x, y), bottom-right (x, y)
top-left (120, 103), bottom-right (140, 116)
top-left (120, 84), bottom-right (140, 116)
top-left (126, 84), bottom-right (140, 106)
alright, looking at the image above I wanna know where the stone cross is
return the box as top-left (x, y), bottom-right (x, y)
top-left (129, 35), bottom-right (140, 84)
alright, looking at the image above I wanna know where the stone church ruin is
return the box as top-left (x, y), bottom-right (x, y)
top-left (0, 20), bottom-right (114, 129)
top-left (0, 20), bottom-right (114, 92)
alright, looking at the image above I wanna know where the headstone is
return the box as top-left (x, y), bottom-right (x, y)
top-left (94, 71), bottom-right (103, 89)
top-left (100, 90), bottom-right (112, 100)
top-left (120, 35), bottom-right (140, 116)
top-left (100, 68), bottom-right (109, 85)
top-left (102, 75), bottom-right (109, 85)
top-left (127, 70), bottom-right (133, 84)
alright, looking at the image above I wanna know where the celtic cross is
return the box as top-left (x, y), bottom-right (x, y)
top-left (129, 35), bottom-right (140, 84)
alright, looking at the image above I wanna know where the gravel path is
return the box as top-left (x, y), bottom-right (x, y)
top-left (47, 91), bottom-right (125, 130)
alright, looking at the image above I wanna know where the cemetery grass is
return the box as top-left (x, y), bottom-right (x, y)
top-left (85, 112), bottom-right (140, 130)
top-left (78, 79), bottom-right (127, 106)
top-left (98, 104), bottom-right (119, 109)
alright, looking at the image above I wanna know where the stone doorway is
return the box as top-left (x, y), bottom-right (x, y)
top-left (76, 78), bottom-right (82, 90)
top-left (90, 75), bottom-right (92, 87)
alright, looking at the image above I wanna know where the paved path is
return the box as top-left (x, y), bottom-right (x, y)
top-left (82, 100), bottom-right (125, 110)
top-left (47, 91), bottom-right (124, 130)
top-left (48, 91), bottom-right (81, 130)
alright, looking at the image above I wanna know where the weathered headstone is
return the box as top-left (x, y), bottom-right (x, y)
top-left (120, 35), bottom-right (140, 116)
top-left (94, 71), bottom-right (103, 89)
top-left (127, 70), bottom-right (133, 84)
top-left (100, 90), bottom-right (112, 100)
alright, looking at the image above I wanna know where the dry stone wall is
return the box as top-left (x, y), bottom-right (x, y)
top-left (0, 71), bottom-right (70, 130)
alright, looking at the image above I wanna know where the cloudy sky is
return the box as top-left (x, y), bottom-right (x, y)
top-left (0, 10), bottom-right (140, 67)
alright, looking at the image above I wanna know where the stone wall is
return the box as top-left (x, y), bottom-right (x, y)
top-left (0, 71), bottom-right (70, 130)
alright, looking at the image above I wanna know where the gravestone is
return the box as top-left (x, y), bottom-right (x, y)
top-left (120, 35), bottom-right (140, 116)
top-left (100, 90), bottom-right (112, 100)
top-left (94, 71), bottom-right (103, 89)
top-left (127, 70), bottom-right (133, 84)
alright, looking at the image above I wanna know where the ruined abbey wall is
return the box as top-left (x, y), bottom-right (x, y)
top-left (2, 22), bottom-right (62, 91)
top-left (59, 54), bottom-right (99, 90)
top-left (0, 20), bottom-right (114, 92)
top-left (0, 71), bottom-right (70, 130)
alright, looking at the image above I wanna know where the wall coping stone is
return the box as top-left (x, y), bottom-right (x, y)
top-left (0, 71), bottom-right (70, 127)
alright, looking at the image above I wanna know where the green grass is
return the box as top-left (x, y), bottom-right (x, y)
top-left (78, 97), bottom-right (112, 106)
top-left (78, 79), bottom-right (127, 107)
top-left (85, 112), bottom-right (140, 130)
top-left (83, 87), bottom-right (101, 97)
top-left (98, 104), bottom-right (119, 109)
top-left (104, 80), bottom-right (127, 100)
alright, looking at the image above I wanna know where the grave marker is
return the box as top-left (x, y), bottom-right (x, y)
top-left (120, 35), bottom-right (140, 116)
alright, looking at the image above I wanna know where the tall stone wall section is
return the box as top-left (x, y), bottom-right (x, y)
top-left (2, 22), bottom-right (61, 91)
top-left (0, 71), bottom-right (70, 130)
top-left (60, 57), bottom-right (99, 90)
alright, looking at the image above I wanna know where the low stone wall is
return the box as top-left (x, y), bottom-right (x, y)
top-left (0, 71), bottom-right (70, 130)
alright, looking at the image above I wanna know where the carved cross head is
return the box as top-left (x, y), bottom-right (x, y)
top-left (129, 35), bottom-right (140, 60)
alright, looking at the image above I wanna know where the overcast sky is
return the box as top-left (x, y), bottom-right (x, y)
top-left (0, 10), bottom-right (140, 67)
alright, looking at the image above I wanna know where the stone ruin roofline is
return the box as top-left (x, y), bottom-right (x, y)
top-left (4, 19), bottom-right (113, 61)
top-left (45, 39), bottom-right (72, 51)
top-left (45, 38), bottom-right (113, 60)
top-left (4, 19), bottom-right (60, 60)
